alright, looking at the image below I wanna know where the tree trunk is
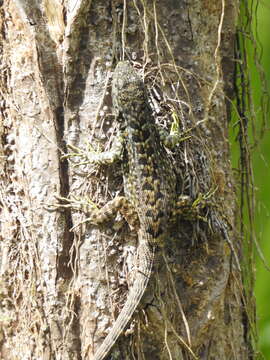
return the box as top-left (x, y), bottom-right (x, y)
top-left (0, 1), bottom-right (253, 359)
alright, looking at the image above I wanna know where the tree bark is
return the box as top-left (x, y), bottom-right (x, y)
top-left (0, 1), bottom-right (253, 359)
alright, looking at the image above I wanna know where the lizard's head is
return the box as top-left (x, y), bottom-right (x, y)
top-left (112, 61), bottom-right (146, 120)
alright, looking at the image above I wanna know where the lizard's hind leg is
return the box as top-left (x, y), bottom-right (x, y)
top-left (171, 194), bottom-right (207, 222)
top-left (50, 195), bottom-right (140, 230)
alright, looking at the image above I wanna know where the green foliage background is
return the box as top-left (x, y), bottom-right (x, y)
top-left (231, 2), bottom-right (270, 358)
top-left (253, 3), bottom-right (270, 356)
top-left (249, 3), bottom-right (270, 358)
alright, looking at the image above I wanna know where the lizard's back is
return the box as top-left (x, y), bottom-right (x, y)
top-left (92, 62), bottom-right (176, 359)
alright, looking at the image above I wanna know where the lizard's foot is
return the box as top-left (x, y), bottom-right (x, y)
top-left (45, 195), bottom-right (97, 213)
top-left (61, 143), bottom-right (103, 166)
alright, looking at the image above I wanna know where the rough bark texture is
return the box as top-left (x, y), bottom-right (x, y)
top-left (0, 0), bottom-right (252, 359)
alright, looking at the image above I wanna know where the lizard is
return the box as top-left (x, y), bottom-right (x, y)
top-left (89, 61), bottom-right (179, 360)
top-left (54, 61), bottom-right (203, 359)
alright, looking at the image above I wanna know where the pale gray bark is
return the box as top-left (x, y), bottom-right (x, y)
top-left (0, 1), bottom-right (252, 359)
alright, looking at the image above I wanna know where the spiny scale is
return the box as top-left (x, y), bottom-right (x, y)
top-left (92, 62), bottom-right (176, 360)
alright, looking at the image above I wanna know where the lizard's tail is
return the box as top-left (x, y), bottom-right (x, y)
top-left (92, 241), bottom-right (154, 360)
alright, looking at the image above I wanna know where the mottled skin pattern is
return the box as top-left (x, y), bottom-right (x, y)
top-left (90, 62), bottom-right (178, 360)
top-left (113, 62), bottom-right (177, 243)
